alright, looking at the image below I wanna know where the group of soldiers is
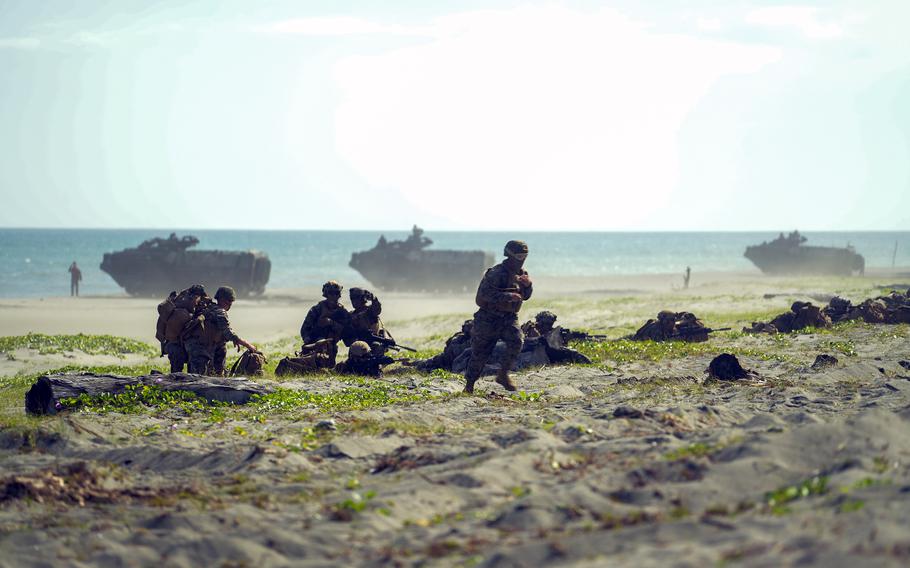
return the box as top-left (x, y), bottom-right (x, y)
top-left (156, 285), bottom-right (257, 376)
top-left (154, 240), bottom-right (546, 392)
top-left (158, 240), bottom-right (910, 393)
top-left (744, 288), bottom-right (910, 334)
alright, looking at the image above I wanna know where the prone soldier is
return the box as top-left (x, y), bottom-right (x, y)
top-left (413, 319), bottom-right (474, 372)
top-left (300, 281), bottom-right (351, 366)
top-left (463, 240), bottom-right (533, 394)
top-left (335, 341), bottom-right (395, 378)
top-left (521, 311), bottom-right (592, 365)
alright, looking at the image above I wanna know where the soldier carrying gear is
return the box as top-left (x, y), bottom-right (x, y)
top-left (156, 284), bottom-right (207, 373)
top-left (463, 240), bottom-right (533, 394)
top-left (335, 340), bottom-right (395, 378)
top-left (185, 286), bottom-right (257, 376)
top-left (300, 280), bottom-right (351, 366)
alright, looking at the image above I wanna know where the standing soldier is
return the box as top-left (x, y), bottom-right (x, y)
top-left (185, 286), bottom-right (256, 375)
top-left (463, 240), bottom-right (533, 394)
top-left (68, 261), bottom-right (82, 297)
top-left (300, 281), bottom-right (351, 366)
top-left (161, 284), bottom-right (206, 373)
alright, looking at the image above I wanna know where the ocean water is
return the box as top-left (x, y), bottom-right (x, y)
top-left (0, 229), bottom-right (907, 298)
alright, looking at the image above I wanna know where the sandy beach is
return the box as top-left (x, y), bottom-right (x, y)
top-left (1, 271), bottom-right (909, 566)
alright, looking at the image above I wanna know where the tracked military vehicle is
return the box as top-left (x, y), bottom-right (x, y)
top-left (349, 226), bottom-right (494, 292)
top-left (744, 231), bottom-right (865, 276)
top-left (100, 234), bottom-right (271, 297)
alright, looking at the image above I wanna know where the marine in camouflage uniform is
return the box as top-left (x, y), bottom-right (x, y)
top-left (415, 320), bottom-right (473, 372)
top-left (335, 341), bottom-right (395, 378)
top-left (463, 240), bottom-right (533, 394)
top-left (163, 284), bottom-right (206, 373)
top-left (521, 311), bottom-right (592, 365)
top-left (300, 281), bottom-right (351, 366)
top-left (632, 311), bottom-right (710, 342)
top-left (344, 288), bottom-right (387, 353)
top-left (185, 287), bottom-right (256, 375)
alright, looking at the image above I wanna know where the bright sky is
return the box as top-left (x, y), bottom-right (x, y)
top-left (1, 0), bottom-right (907, 231)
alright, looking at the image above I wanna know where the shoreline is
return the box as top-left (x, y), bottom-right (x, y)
top-left (1, 270), bottom-right (908, 341)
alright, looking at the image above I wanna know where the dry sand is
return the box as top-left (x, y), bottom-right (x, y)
top-left (1, 271), bottom-right (909, 567)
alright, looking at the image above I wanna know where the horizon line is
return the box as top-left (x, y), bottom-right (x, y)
top-left (1, 226), bottom-right (908, 234)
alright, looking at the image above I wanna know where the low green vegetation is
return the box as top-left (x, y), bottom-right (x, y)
top-left (0, 333), bottom-right (156, 357)
top-left (765, 476), bottom-right (829, 514)
top-left (819, 340), bottom-right (857, 357)
top-left (664, 442), bottom-right (717, 461)
top-left (574, 338), bottom-right (716, 364)
top-left (251, 384), bottom-right (437, 414)
top-left (60, 384), bottom-right (222, 415)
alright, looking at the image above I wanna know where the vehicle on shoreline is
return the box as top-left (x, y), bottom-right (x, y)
top-left (100, 234), bottom-right (271, 297)
top-left (744, 231), bottom-right (865, 276)
top-left (349, 226), bottom-right (494, 292)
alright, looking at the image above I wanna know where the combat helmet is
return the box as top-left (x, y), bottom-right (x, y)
top-left (215, 286), bottom-right (236, 302)
top-left (504, 240), bottom-right (529, 259)
top-left (349, 341), bottom-right (371, 358)
top-left (322, 280), bottom-right (343, 298)
top-left (186, 284), bottom-right (207, 297)
top-left (535, 311), bottom-right (557, 326)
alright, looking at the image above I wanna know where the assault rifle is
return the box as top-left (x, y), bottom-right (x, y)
top-left (559, 328), bottom-right (611, 342)
top-left (668, 326), bottom-right (731, 339)
top-left (368, 333), bottom-right (418, 353)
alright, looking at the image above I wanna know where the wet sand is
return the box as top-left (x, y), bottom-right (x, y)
top-left (1, 271), bottom-right (909, 566)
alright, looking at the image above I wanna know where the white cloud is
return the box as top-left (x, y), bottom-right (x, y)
top-left (746, 6), bottom-right (845, 39)
top-left (330, 6), bottom-right (781, 230)
top-left (696, 17), bottom-right (723, 32)
top-left (0, 37), bottom-right (41, 49)
top-left (255, 16), bottom-right (430, 37)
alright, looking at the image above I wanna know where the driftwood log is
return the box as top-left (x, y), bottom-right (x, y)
top-left (25, 372), bottom-right (272, 416)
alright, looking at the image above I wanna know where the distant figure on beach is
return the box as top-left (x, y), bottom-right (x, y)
top-left (463, 240), bottom-right (533, 394)
top-left (683, 266), bottom-right (691, 290)
top-left (68, 261), bottom-right (82, 297)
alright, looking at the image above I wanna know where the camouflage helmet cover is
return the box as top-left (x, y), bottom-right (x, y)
top-left (186, 284), bottom-right (207, 297)
top-left (349, 287), bottom-right (366, 298)
top-left (535, 311), bottom-right (557, 324)
top-left (322, 280), bottom-right (343, 297)
top-left (657, 310), bottom-right (676, 321)
top-left (349, 341), bottom-right (371, 357)
top-left (504, 240), bottom-right (529, 258)
top-left (215, 286), bottom-right (236, 302)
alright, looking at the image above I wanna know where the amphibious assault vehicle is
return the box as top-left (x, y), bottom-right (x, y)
top-left (349, 226), bottom-right (494, 292)
top-left (100, 234), bottom-right (271, 297)
top-left (744, 231), bottom-right (865, 276)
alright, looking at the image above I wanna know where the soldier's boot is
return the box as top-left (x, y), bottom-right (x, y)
top-left (495, 368), bottom-right (516, 392)
top-left (463, 375), bottom-right (477, 394)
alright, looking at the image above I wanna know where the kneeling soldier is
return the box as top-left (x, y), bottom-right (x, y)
top-left (300, 281), bottom-right (351, 366)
